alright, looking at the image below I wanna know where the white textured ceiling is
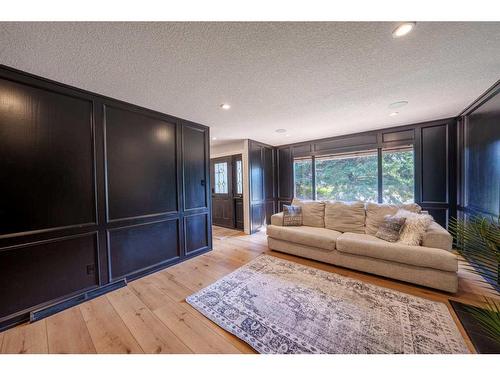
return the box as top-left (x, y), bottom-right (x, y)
top-left (1, 22), bottom-right (499, 146)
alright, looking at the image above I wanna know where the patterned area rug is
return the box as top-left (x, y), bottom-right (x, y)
top-left (186, 255), bottom-right (469, 354)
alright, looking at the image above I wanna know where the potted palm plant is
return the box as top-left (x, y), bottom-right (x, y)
top-left (449, 215), bottom-right (500, 345)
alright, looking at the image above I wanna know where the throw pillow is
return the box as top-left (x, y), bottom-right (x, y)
top-left (394, 209), bottom-right (433, 246)
top-left (375, 215), bottom-right (406, 242)
top-left (283, 205), bottom-right (303, 226)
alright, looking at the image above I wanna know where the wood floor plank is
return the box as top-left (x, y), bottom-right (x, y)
top-left (46, 306), bottom-right (96, 354)
top-left (1, 320), bottom-right (48, 354)
top-left (145, 272), bottom-right (194, 302)
top-left (130, 278), bottom-right (241, 354)
top-left (106, 287), bottom-right (192, 354)
top-left (80, 295), bottom-right (144, 354)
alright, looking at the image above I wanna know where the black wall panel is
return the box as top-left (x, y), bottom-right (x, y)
top-left (108, 219), bottom-right (179, 280)
top-left (277, 147), bottom-right (293, 199)
top-left (248, 140), bottom-right (277, 233)
top-left (421, 125), bottom-right (448, 203)
top-left (183, 126), bottom-right (208, 211)
top-left (105, 106), bottom-right (177, 220)
top-left (184, 213), bottom-right (209, 255)
top-left (0, 233), bottom-right (99, 319)
top-left (0, 65), bottom-right (211, 331)
top-left (462, 90), bottom-right (500, 217)
top-left (0, 77), bottom-right (95, 235)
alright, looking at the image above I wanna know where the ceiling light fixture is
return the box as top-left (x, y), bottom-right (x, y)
top-left (220, 103), bottom-right (231, 110)
top-left (275, 129), bottom-right (287, 134)
top-left (389, 112), bottom-right (399, 117)
top-left (392, 22), bottom-right (416, 38)
top-left (212, 137), bottom-right (217, 140)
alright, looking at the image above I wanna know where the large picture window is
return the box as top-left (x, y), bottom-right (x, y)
top-left (315, 151), bottom-right (378, 202)
top-left (293, 146), bottom-right (415, 203)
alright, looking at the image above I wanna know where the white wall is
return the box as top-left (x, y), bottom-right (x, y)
top-left (210, 140), bottom-right (251, 234)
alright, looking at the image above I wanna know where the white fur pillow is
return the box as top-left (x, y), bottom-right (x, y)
top-left (394, 209), bottom-right (433, 246)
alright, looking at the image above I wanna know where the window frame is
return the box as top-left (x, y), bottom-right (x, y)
top-left (292, 145), bottom-right (415, 203)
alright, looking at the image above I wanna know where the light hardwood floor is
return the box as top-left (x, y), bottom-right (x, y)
top-left (1, 226), bottom-right (498, 354)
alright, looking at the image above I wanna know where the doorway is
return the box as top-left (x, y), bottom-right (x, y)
top-left (210, 154), bottom-right (244, 230)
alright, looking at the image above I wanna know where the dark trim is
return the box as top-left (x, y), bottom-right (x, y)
top-left (459, 79), bottom-right (500, 116)
top-left (377, 148), bottom-right (383, 203)
top-left (30, 279), bottom-right (127, 323)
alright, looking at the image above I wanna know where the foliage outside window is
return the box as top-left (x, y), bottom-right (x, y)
top-left (382, 147), bottom-right (415, 204)
top-left (315, 151), bottom-right (378, 202)
top-left (293, 158), bottom-right (313, 200)
top-left (293, 146), bottom-right (415, 203)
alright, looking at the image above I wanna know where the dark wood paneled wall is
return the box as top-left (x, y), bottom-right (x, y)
top-left (248, 140), bottom-right (276, 233)
top-left (458, 80), bottom-right (500, 218)
top-left (0, 65), bottom-right (211, 331)
top-left (275, 118), bottom-right (457, 228)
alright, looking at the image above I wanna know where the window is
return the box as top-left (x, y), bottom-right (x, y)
top-left (315, 151), bottom-right (378, 202)
top-left (293, 157), bottom-right (313, 200)
top-left (214, 162), bottom-right (228, 194)
top-left (235, 159), bottom-right (243, 195)
top-left (292, 146), bottom-right (415, 203)
top-left (382, 146), bottom-right (414, 204)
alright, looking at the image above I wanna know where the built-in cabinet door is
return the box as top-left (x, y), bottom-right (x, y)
top-left (211, 156), bottom-right (234, 228)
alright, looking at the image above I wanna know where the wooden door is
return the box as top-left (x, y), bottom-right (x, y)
top-left (210, 156), bottom-right (234, 228)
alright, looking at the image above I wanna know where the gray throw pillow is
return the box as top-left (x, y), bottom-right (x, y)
top-left (375, 215), bottom-right (406, 242)
top-left (283, 205), bottom-right (303, 226)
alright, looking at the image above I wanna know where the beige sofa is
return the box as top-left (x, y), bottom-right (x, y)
top-left (267, 200), bottom-right (458, 293)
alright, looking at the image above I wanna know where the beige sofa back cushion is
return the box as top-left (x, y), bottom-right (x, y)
top-left (324, 201), bottom-right (366, 233)
top-left (292, 198), bottom-right (325, 228)
top-left (365, 202), bottom-right (422, 235)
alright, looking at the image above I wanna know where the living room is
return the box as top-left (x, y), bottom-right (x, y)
top-left (1, 1), bottom-right (499, 374)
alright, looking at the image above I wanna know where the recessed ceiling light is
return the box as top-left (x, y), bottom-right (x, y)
top-left (220, 103), bottom-right (231, 110)
top-left (392, 22), bottom-right (416, 38)
top-left (275, 129), bottom-right (287, 134)
top-left (389, 112), bottom-right (399, 117)
top-left (285, 134), bottom-right (290, 137)
top-left (388, 101), bottom-right (408, 109)
top-left (212, 137), bottom-right (217, 140)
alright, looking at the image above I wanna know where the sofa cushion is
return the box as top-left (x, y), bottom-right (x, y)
top-left (267, 225), bottom-right (341, 251)
top-left (292, 199), bottom-right (325, 228)
top-left (365, 202), bottom-right (422, 235)
top-left (336, 233), bottom-right (457, 272)
top-left (422, 221), bottom-right (453, 251)
top-left (324, 201), bottom-right (365, 234)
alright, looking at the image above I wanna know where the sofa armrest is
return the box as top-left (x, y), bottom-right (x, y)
top-left (422, 221), bottom-right (453, 251)
top-left (271, 212), bottom-right (284, 226)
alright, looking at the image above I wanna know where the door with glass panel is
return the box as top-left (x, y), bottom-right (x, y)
top-left (210, 156), bottom-right (234, 228)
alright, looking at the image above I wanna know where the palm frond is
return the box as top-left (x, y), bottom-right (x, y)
top-left (464, 297), bottom-right (500, 344)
